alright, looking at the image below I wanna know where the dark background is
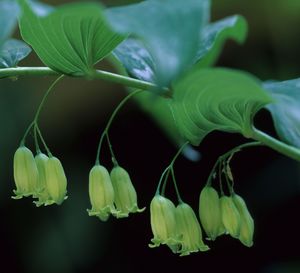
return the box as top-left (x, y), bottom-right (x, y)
top-left (1, 0), bottom-right (300, 273)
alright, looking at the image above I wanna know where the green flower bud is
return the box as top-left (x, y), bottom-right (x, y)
top-left (12, 146), bottom-right (39, 199)
top-left (34, 153), bottom-right (51, 207)
top-left (220, 195), bottom-right (241, 238)
top-left (175, 203), bottom-right (209, 256)
top-left (87, 165), bottom-right (116, 221)
top-left (45, 156), bottom-right (67, 205)
top-left (149, 195), bottom-right (181, 251)
top-left (110, 166), bottom-right (145, 218)
top-left (232, 193), bottom-right (254, 247)
top-left (199, 186), bottom-right (223, 240)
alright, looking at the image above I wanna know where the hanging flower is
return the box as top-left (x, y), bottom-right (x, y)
top-left (87, 165), bottom-right (116, 221)
top-left (199, 186), bottom-right (223, 240)
top-left (149, 195), bottom-right (181, 252)
top-left (175, 202), bottom-right (209, 256)
top-left (220, 195), bottom-right (241, 238)
top-left (44, 156), bottom-right (68, 205)
top-left (12, 146), bottom-right (39, 199)
top-left (232, 193), bottom-right (254, 247)
top-left (110, 166), bottom-right (145, 218)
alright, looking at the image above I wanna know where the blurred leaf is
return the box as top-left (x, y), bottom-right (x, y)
top-left (171, 68), bottom-right (272, 145)
top-left (113, 38), bottom-right (156, 83)
top-left (111, 13), bottom-right (246, 85)
top-left (18, 0), bottom-right (124, 75)
top-left (106, 0), bottom-right (210, 87)
top-left (263, 79), bottom-right (300, 148)
top-left (0, 39), bottom-right (31, 68)
top-left (195, 15), bottom-right (248, 67)
top-left (0, 0), bottom-right (20, 44)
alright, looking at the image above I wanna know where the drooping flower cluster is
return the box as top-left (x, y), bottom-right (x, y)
top-left (199, 185), bottom-right (254, 247)
top-left (12, 146), bottom-right (68, 206)
top-left (149, 195), bottom-right (209, 256)
top-left (87, 164), bottom-right (144, 221)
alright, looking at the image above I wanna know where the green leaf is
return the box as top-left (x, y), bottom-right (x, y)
top-left (111, 14), bottom-right (247, 86)
top-left (106, 0), bottom-right (210, 87)
top-left (0, 39), bottom-right (31, 68)
top-left (0, 0), bottom-right (20, 44)
top-left (18, 0), bottom-right (124, 75)
top-left (170, 68), bottom-right (272, 145)
top-left (195, 15), bottom-right (248, 67)
top-left (113, 38), bottom-right (156, 83)
top-left (263, 79), bottom-right (300, 148)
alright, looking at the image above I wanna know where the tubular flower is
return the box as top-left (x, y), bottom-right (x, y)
top-left (232, 193), bottom-right (254, 247)
top-left (45, 156), bottom-right (68, 205)
top-left (220, 195), bottom-right (241, 238)
top-left (175, 203), bottom-right (209, 256)
top-left (110, 166), bottom-right (145, 218)
top-left (199, 185), bottom-right (223, 240)
top-left (149, 195), bottom-right (181, 251)
top-left (34, 153), bottom-right (51, 206)
top-left (87, 165), bottom-right (116, 221)
top-left (12, 146), bottom-right (39, 199)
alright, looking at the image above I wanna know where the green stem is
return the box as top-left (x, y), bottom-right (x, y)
top-left (0, 67), bottom-right (169, 94)
top-left (171, 167), bottom-right (183, 203)
top-left (106, 133), bottom-right (118, 166)
top-left (95, 89), bottom-right (143, 165)
top-left (206, 141), bottom-right (262, 187)
top-left (20, 121), bottom-right (34, 146)
top-left (251, 127), bottom-right (300, 162)
top-left (34, 124), bottom-right (41, 153)
top-left (155, 142), bottom-right (189, 195)
top-left (33, 75), bottom-right (64, 124)
top-left (36, 126), bottom-right (52, 157)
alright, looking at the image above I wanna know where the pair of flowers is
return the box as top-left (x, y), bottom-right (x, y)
top-left (150, 195), bottom-right (209, 256)
top-left (13, 146), bottom-right (67, 206)
top-left (199, 186), bottom-right (254, 247)
top-left (87, 164), bottom-right (144, 221)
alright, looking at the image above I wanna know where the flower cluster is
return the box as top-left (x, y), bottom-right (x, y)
top-left (12, 146), bottom-right (68, 206)
top-left (87, 164), bottom-right (145, 221)
top-left (149, 195), bottom-right (209, 256)
top-left (199, 185), bottom-right (254, 247)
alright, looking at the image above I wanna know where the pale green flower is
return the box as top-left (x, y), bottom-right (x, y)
top-left (44, 156), bottom-right (67, 205)
top-left (220, 195), bottom-right (241, 238)
top-left (149, 195), bottom-right (181, 252)
top-left (12, 146), bottom-right (39, 199)
top-left (87, 165), bottom-right (116, 221)
top-left (199, 186), bottom-right (223, 240)
top-left (175, 203), bottom-right (209, 256)
top-left (110, 166), bottom-right (145, 218)
top-left (232, 193), bottom-right (254, 247)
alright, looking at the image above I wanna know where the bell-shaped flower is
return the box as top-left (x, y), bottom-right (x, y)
top-left (149, 195), bottom-right (181, 251)
top-left (44, 156), bottom-right (68, 205)
top-left (199, 185), bottom-right (223, 240)
top-left (232, 193), bottom-right (254, 247)
top-left (12, 146), bottom-right (39, 199)
top-left (220, 195), bottom-right (241, 238)
top-left (175, 202), bottom-right (209, 256)
top-left (33, 153), bottom-right (51, 206)
top-left (87, 165), bottom-right (116, 221)
top-left (110, 166), bottom-right (145, 218)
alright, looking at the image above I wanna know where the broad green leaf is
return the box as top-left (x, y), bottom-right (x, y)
top-left (170, 68), bottom-right (272, 145)
top-left (0, 39), bottom-right (31, 68)
top-left (0, 0), bottom-right (20, 44)
top-left (106, 0), bottom-right (210, 87)
top-left (111, 14), bottom-right (247, 84)
top-left (18, 0), bottom-right (124, 75)
top-left (195, 15), bottom-right (248, 67)
top-left (263, 79), bottom-right (300, 148)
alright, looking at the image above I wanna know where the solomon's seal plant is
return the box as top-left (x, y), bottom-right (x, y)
top-left (1, 0), bottom-right (300, 257)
